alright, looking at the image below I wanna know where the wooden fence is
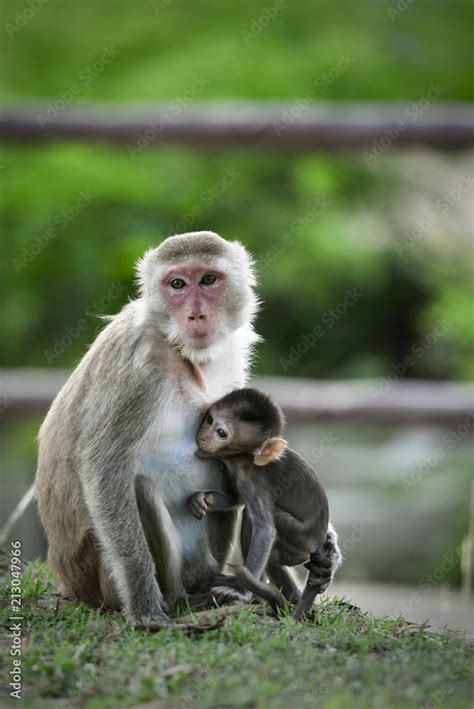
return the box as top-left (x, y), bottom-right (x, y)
top-left (1, 369), bottom-right (473, 424)
top-left (1, 102), bottom-right (473, 150)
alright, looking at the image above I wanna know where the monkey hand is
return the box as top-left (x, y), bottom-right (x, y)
top-left (210, 584), bottom-right (252, 606)
top-left (189, 491), bottom-right (215, 520)
top-left (132, 603), bottom-right (170, 631)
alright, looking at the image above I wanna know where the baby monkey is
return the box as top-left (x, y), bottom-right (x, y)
top-left (190, 388), bottom-right (332, 618)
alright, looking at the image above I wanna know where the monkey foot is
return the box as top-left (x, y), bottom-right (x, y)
top-left (210, 585), bottom-right (252, 606)
top-left (304, 550), bottom-right (333, 591)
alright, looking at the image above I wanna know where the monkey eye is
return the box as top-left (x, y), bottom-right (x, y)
top-left (216, 428), bottom-right (228, 439)
top-left (170, 278), bottom-right (186, 289)
top-left (206, 414), bottom-right (213, 425)
top-left (201, 274), bottom-right (217, 286)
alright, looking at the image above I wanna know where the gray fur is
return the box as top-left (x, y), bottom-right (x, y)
top-left (35, 231), bottom-right (258, 626)
top-left (190, 388), bottom-right (342, 615)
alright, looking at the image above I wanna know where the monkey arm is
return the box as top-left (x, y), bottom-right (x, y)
top-left (241, 497), bottom-right (276, 579)
top-left (227, 462), bottom-right (276, 580)
top-left (227, 465), bottom-right (277, 580)
top-left (209, 493), bottom-right (275, 607)
top-left (207, 490), bottom-right (239, 510)
top-left (266, 566), bottom-right (302, 603)
top-left (81, 464), bottom-right (168, 625)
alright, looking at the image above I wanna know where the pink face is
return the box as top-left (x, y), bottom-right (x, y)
top-left (160, 262), bottom-right (227, 346)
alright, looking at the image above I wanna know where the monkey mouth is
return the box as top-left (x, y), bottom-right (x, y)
top-left (188, 332), bottom-right (212, 348)
top-left (185, 326), bottom-right (210, 339)
top-left (195, 448), bottom-right (212, 459)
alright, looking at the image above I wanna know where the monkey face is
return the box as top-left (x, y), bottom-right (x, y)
top-left (136, 233), bottom-right (259, 364)
top-left (196, 403), bottom-right (271, 460)
top-left (196, 406), bottom-right (235, 456)
top-left (160, 263), bottom-right (227, 349)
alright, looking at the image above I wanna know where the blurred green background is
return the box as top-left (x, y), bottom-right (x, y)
top-left (0, 0), bottom-right (473, 377)
top-left (1, 0), bottom-right (473, 588)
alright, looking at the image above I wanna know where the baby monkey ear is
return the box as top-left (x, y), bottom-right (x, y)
top-left (253, 437), bottom-right (287, 466)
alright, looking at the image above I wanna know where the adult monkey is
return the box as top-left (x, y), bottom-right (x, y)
top-left (36, 232), bottom-right (341, 626)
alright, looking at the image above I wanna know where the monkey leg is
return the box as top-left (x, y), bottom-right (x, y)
top-left (36, 453), bottom-right (109, 609)
top-left (207, 507), bottom-right (240, 568)
top-left (266, 566), bottom-right (301, 604)
top-left (212, 506), bottom-right (279, 607)
top-left (272, 508), bottom-right (322, 563)
top-left (293, 525), bottom-right (342, 618)
top-left (53, 529), bottom-right (107, 608)
top-left (208, 507), bottom-right (251, 605)
top-left (292, 548), bottom-right (329, 619)
top-left (213, 567), bottom-right (285, 613)
top-left (265, 509), bottom-right (327, 608)
top-left (303, 524), bottom-right (342, 592)
top-left (57, 477), bottom-right (183, 614)
top-left (238, 511), bottom-right (292, 609)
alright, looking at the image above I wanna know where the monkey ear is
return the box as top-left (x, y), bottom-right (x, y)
top-left (253, 438), bottom-right (287, 466)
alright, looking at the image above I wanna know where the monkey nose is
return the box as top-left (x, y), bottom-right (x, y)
top-left (188, 314), bottom-right (206, 321)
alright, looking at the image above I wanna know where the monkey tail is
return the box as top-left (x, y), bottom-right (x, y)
top-left (215, 566), bottom-right (286, 614)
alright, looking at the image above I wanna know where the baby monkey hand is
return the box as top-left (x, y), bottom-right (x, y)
top-left (189, 491), bottom-right (215, 520)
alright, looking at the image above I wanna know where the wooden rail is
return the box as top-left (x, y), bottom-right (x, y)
top-left (1, 369), bottom-right (473, 424)
top-left (0, 102), bottom-right (473, 150)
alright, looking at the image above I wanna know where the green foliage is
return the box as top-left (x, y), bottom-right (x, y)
top-left (1, 0), bottom-right (473, 378)
top-left (2, 145), bottom-right (471, 378)
top-left (1, 0), bottom-right (473, 100)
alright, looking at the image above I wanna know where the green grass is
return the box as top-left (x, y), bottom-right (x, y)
top-left (1, 561), bottom-right (473, 707)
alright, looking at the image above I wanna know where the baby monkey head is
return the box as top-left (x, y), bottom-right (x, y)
top-left (197, 388), bottom-right (287, 466)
